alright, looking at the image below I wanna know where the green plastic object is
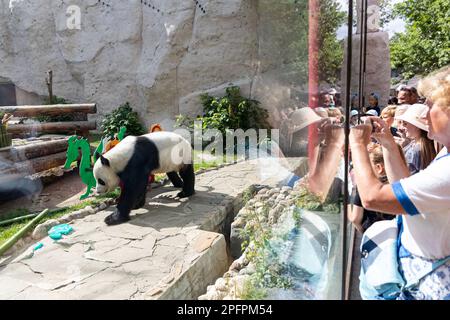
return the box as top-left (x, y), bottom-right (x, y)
top-left (64, 127), bottom-right (126, 200)
top-left (48, 224), bottom-right (74, 240)
top-left (33, 242), bottom-right (44, 251)
top-left (64, 136), bottom-right (96, 200)
top-left (117, 126), bottom-right (127, 141)
top-left (94, 139), bottom-right (104, 163)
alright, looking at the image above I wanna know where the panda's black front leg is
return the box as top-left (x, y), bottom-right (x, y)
top-left (105, 172), bottom-right (148, 226)
top-left (177, 164), bottom-right (195, 198)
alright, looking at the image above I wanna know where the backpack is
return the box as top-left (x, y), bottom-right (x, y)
top-left (359, 216), bottom-right (450, 300)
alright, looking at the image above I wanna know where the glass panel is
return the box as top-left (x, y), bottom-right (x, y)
top-left (0, 0), bottom-right (356, 301)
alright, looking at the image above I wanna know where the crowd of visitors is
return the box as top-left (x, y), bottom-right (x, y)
top-left (292, 65), bottom-right (449, 300)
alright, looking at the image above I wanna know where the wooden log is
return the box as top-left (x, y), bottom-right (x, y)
top-left (0, 151), bottom-right (68, 176)
top-left (0, 138), bottom-right (69, 161)
top-left (7, 121), bottom-right (96, 135)
top-left (0, 103), bottom-right (97, 117)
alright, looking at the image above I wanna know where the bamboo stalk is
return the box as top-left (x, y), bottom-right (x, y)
top-left (0, 209), bottom-right (49, 257)
top-left (0, 213), bottom-right (39, 227)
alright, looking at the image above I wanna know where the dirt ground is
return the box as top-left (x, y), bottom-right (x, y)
top-left (0, 170), bottom-right (90, 216)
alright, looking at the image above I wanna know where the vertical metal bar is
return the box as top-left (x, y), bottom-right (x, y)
top-left (357, 0), bottom-right (365, 121)
top-left (307, 0), bottom-right (320, 166)
top-left (342, 0), bottom-right (354, 301)
top-left (361, 0), bottom-right (369, 113)
top-left (308, 0), bottom-right (320, 110)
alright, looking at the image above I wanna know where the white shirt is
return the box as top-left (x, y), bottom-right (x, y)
top-left (392, 147), bottom-right (450, 259)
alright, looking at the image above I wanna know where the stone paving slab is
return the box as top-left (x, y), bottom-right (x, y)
top-left (0, 158), bottom-right (305, 300)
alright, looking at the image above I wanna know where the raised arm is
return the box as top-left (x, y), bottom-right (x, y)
top-left (370, 117), bottom-right (410, 182)
top-left (350, 123), bottom-right (405, 215)
top-left (308, 124), bottom-right (344, 201)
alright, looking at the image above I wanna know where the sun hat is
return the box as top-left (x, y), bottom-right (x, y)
top-left (286, 107), bottom-right (323, 149)
top-left (365, 109), bottom-right (379, 117)
top-left (290, 107), bottom-right (322, 132)
top-left (395, 103), bottom-right (429, 132)
top-left (394, 104), bottom-right (409, 117)
top-left (314, 107), bottom-right (329, 118)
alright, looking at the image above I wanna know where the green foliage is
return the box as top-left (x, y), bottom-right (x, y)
top-left (0, 208), bottom-right (32, 223)
top-left (35, 96), bottom-right (73, 122)
top-left (0, 190), bottom-right (120, 247)
top-left (177, 86), bottom-right (271, 134)
top-left (389, 0), bottom-right (450, 80)
top-left (101, 102), bottom-right (145, 139)
top-left (238, 201), bottom-right (294, 299)
top-left (43, 96), bottom-right (70, 105)
top-left (318, 0), bottom-right (347, 85)
top-left (240, 278), bottom-right (268, 300)
top-left (294, 182), bottom-right (340, 213)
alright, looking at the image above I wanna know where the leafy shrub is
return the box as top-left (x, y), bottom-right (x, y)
top-left (176, 86), bottom-right (271, 134)
top-left (294, 179), bottom-right (340, 213)
top-left (101, 102), bottom-right (145, 139)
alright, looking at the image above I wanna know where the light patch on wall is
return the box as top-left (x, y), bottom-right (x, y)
top-left (66, 5), bottom-right (81, 30)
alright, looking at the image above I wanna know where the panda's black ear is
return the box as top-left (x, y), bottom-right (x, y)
top-left (100, 155), bottom-right (110, 167)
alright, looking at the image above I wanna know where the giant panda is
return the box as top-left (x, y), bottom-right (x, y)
top-left (93, 131), bottom-right (195, 226)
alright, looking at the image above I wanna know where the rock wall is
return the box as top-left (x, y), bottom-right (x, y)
top-left (0, 0), bottom-right (307, 130)
top-left (341, 0), bottom-right (391, 109)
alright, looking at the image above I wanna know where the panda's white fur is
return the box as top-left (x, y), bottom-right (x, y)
top-left (93, 131), bottom-right (192, 194)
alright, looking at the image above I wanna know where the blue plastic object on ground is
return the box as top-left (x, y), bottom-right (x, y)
top-left (33, 242), bottom-right (44, 251)
top-left (48, 224), bottom-right (74, 240)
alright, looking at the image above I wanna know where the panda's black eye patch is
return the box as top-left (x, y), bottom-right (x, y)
top-left (98, 179), bottom-right (106, 186)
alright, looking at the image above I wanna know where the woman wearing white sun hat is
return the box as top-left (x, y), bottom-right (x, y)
top-left (285, 107), bottom-right (344, 200)
top-left (350, 65), bottom-right (450, 300)
top-left (395, 103), bottom-right (436, 174)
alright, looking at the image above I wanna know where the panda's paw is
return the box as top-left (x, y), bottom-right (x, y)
top-left (133, 193), bottom-right (146, 210)
top-left (176, 190), bottom-right (195, 198)
top-left (104, 211), bottom-right (130, 226)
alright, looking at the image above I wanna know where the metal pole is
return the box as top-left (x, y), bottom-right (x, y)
top-left (342, 0), bottom-right (354, 301)
top-left (361, 0), bottom-right (369, 113)
top-left (307, 0), bottom-right (320, 166)
top-left (357, 0), bottom-right (366, 121)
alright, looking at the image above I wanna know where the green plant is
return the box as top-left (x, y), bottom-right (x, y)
top-left (176, 86), bottom-right (271, 134)
top-left (388, 0), bottom-right (450, 80)
top-left (0, 189), bottom-right (120, 247)
top-left (35, 96), bottom-right (74, 122)
top-left (101, 102), bottom-right (145, 139)
top-left (237, 200), bottom-right (294, 300)
top-left (293, 180), bottom-right (340, 214)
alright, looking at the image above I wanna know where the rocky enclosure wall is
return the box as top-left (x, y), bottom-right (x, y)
top-left (0, 0), bottom-right (305, 129)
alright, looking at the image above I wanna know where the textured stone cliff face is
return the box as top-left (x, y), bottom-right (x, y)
top-left (0, 0), bottom-right (304, 129)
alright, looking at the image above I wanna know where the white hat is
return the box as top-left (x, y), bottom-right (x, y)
top-left (395, 104), bottom-right (409, 117)
top-left (395, 103), bottom-right (428, 132)
top-left (286, 108), bottom-right (322, 149)
top-left (290, 107), bottom-right (322, 132)
top-left (328, 88), bottom-right (337, 95)
top-left (314, 107), bottom-right (329, 118)
top-left (365, 109), bottom-right (379, 117)
top-left (350, 110), bottom-right (359, 117)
